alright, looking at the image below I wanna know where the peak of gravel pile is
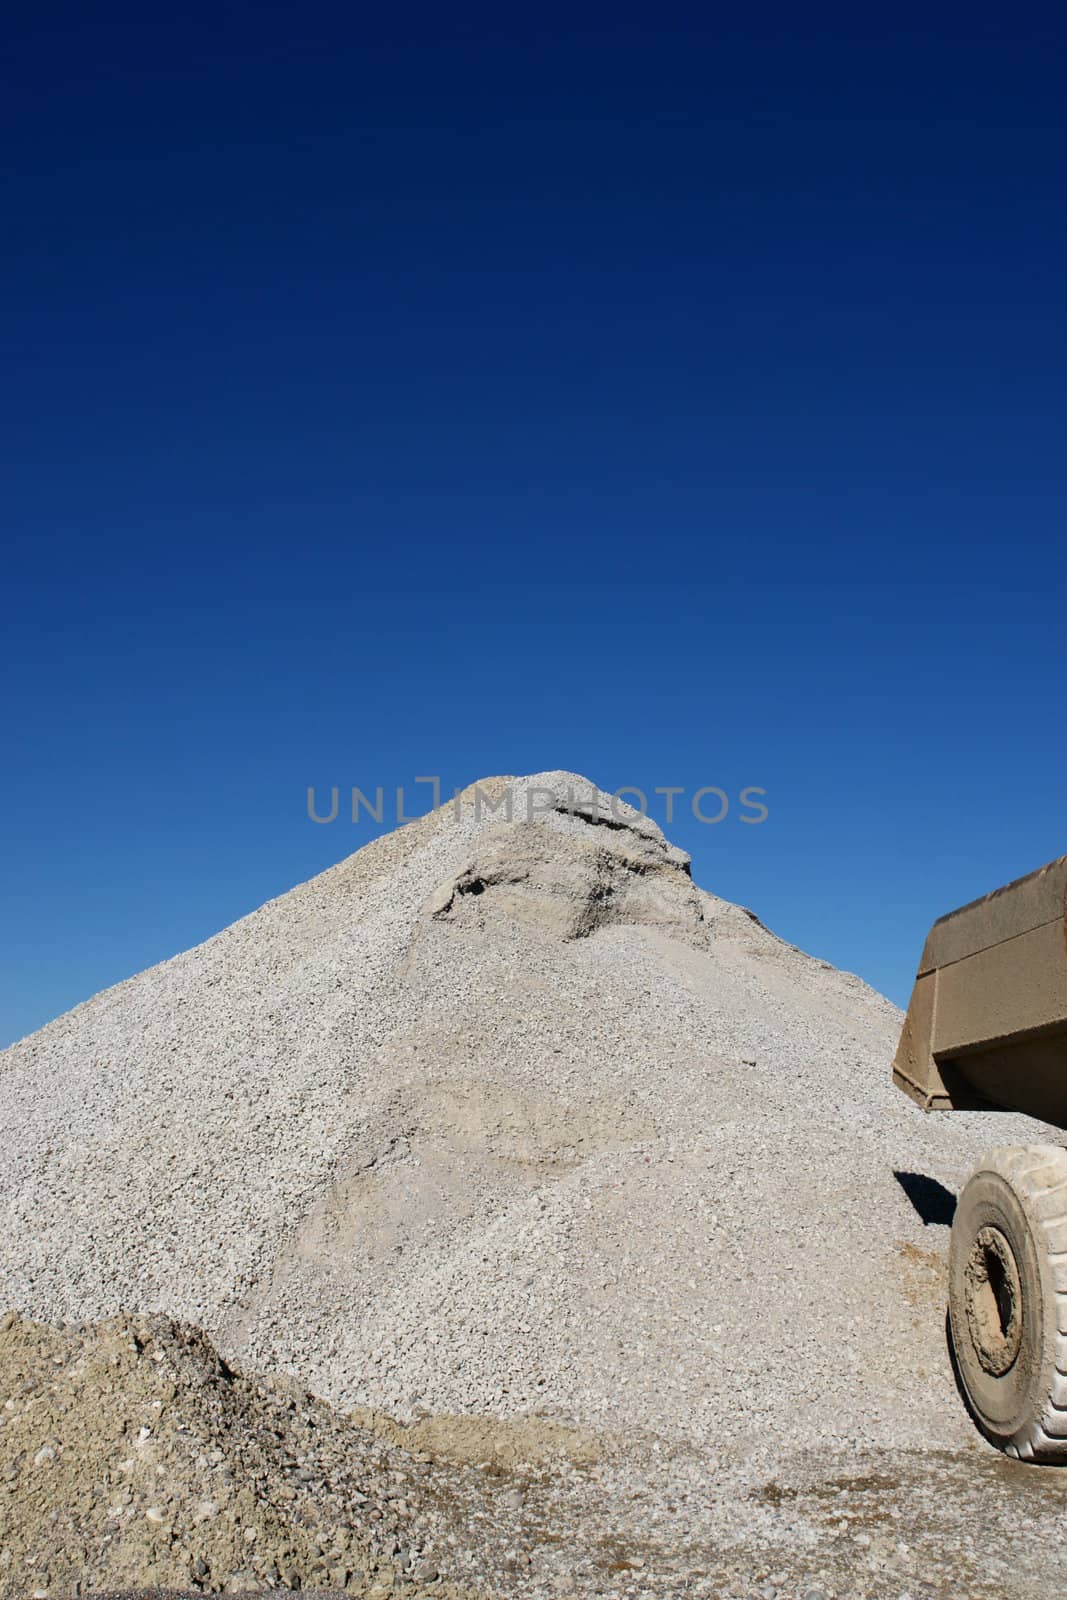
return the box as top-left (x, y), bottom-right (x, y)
top-left (4, 770), bottom-right (1067, 1599)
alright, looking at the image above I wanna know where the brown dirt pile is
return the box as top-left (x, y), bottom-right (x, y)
top-left (0, 1310), bottom-right (491, 1600)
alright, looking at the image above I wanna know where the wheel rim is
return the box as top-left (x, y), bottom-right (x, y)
top-left (964, 1224), bottom-right (1023, 1377)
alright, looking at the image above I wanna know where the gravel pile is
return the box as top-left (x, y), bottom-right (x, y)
top-left (0, 1308), bottom-right (488, 1599)
top-left (3, 771), bottom-right (1067, 1597)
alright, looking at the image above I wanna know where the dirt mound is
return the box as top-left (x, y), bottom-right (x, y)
top-left (0, 1309), bottom-right (494, 1599)
top-left (0, 772), bottom-right (1050, 1454)
top-left (4, 772), bottom-right (1067, 1596)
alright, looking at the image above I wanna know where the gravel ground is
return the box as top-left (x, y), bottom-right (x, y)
top-left (6, 1308), bottom-right (1065, 1600)
top-left (2, 771), bottom-right (1066, 1596)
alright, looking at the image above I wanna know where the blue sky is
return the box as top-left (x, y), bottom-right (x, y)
top-left (3, 2), bottom-right (1066, 1045)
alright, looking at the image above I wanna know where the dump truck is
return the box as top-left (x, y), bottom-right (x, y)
top-left (894, 853), bottom-right (1067, 1461)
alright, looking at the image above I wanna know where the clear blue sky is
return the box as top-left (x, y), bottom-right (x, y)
top-left (3, 3), bottom-right (1065, 1045)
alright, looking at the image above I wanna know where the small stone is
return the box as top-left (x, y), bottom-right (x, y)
top-left (225, 1573), bottom-right (258, 1595)
top-left (193, 1557), bottom-right (209, 1579)
top-left (33, 1447), bottom-right (55, 1466)
top-left (145, 1506), bottom-right (165, 1524)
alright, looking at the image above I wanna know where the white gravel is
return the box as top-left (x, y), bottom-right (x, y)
top-left (0, 769), bottom-right (1056, 1483)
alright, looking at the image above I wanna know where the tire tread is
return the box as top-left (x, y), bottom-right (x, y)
top-left (970, 1145), bottom-right (1067, 1462)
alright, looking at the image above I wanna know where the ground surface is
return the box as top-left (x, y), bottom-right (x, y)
top-left (2, 773), bottom-right (1065, 1596)
top-left (5, 1304), bottom-right (1066, 1599)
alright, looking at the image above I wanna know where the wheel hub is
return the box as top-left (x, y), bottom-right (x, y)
top-left (964, 1224), bottom-right (1023, 1376)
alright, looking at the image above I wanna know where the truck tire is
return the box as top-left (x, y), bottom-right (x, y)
top-left (949, 1145), bottom-right (1067, 1461)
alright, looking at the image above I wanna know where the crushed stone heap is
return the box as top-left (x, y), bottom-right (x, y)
top-left (0, 772), bottom-right (1053, 1469)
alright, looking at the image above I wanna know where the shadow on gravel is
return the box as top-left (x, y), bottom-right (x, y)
top-left (894, 1170), bottom-right (957, 1226)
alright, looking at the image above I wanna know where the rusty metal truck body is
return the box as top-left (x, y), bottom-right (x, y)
top-left (894, 854), bottom-right (1067, 1122)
